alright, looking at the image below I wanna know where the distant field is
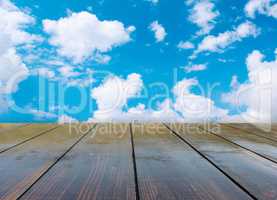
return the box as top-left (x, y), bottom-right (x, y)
top-left (0, 123), bottom-right (277, 200)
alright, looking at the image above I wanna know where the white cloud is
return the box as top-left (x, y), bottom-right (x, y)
top-left (29, 109), bottom-right (57, 119)
top-left (58, 114), bottom-right (78, 124)
top-left (194, 21), bottom-right (260, 55)
top-left (91, 73), bottom-right (143, 121)
top-left (0, 94), bottom-right (9, 113)
top-left (230, 75), bottom-right (240, 89)
top-left (183, 64), bottom-right (207, 73)
top-left (0, 0), bottom-right (41, 45)
top-left (222, 49), bottom-right (277, 122)
top-left (173, 78), bottom-right (229, 121)
top-left (89, 73), bottom-right (184, 122)
top-left (0, 48), bottom-right (29, 94)
top-left (89, 100), bottom-right (183, 123)
top-left (43, 11), bottom-right (135, 63)
top-left (177, 41), bottom-right (195, 50)
top-left (34, 68), bottom-right (55, 79)
top-left (58, 66), bottom-right (80, 77)
top-left (245, 0), bottom-right (277, 19)
top-left (123, 100), bottom-right (183, 123)
top-left (149, 21), bottom-right (167, 42)
top-left (0, 0), bottom-right (40, 112)
top-left (89, 72), bottom-right (230, 122)
top-left (188, 0), bottom-right (219, 35)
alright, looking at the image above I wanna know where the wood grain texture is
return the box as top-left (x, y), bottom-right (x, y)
top-left (132, 123), bottom-right (251, 200)
top-left (20, 123), bottom-right (137, 200)
top-left (0, 124), bottom-right (56, 153)
top-left (227, 123), bottom-right (277, 142)
top-left (169, 124), bottom-right (277, 200)
top-left (0, 124), bottom-right (25, 133)
top-left (0, 125), bottom-right (89, 200)
top-left (203, 124), bottom-right (277, 163)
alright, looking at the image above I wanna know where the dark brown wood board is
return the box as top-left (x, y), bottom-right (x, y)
top-left (132, 123), bottom-right (252, 200)
top-left (168, 123), bottom-right (277, 200)
top-left (19, 123), bottom-right (137, 200)
top-left (0, 124), bottom-right (57, 153)
top-left (0, 125), bottom-right (90, 200)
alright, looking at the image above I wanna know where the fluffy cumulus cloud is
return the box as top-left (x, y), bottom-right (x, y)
top-left (245, 0), bottom-right (277, 19)
top-left (58, 66), bottom-right (80, 78)
top-left (173, 78), bottom-right (229, 121)
top-left (0, 0), bottom-right (36, 112)
top-left (183, 64), bottom-right (207, 73)
top-left (149, 21), bottom-right (167, 42)
top-left (0, 0), bottom-right (41, 45)
top-left (43, 11), bottom-right (135, 63)
top-left (222, 49), bottom-right (277, 123)
top-left (58, 114), bottom-right (78, 124)
top-left (89, 73), bottom-right (229, 122)
top-left (89, 73), bottom-right (183, 122)
top-left (29, 109), bottom-right (57, 120)
top-left (124, 100), bottom-right (183, 122)
top-left (194, 21), bottom-right (260, 55)
top-left (90, 73), bottom-right (144, 121)
top-left (177, 41), bottom-right (195, 50)
top-left (34, 68), bottom-right (55, 79)
top-left (188, 0), bottom-right (219, 35)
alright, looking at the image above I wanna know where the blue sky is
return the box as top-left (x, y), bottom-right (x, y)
top-left (0, 0), bottom-right (277, 123)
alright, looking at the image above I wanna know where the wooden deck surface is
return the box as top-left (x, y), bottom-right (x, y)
top-left (0, 123), bottom-right (277, 200)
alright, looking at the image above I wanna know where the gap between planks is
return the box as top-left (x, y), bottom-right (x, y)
top-left (199, 126), bottom-right (277, 165)
top-left (16, 124), bottom-right (97, 200)
top-left (129, 123), bottom-right (141, 200)
top-left (0, 126), bottom-right (59, 154)
top-left (163, 123), bottom-right (258, 200)
top-left (224, 124), bottom-right (277, 143)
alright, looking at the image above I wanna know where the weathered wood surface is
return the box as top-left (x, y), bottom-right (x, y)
top-left (0, 124), bottom-right (57, 153)
top-left (168, 124), bottom-right (277, 200)
top-left (0, 125), bottom-right (91, 200)
top-left (227, 123), bottom-right (277, 142)
top-left (132, 123), bottom-right (251, 200)
top-left (0, 123), bottom-right (277, 200)
top-left (0, 124), bottom-right (26, 133)
top-left (202, 124), bottom-right (277, 163)
top-left (20, 123), bottom-right (137, 200)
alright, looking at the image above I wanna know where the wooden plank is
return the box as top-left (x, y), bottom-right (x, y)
top-left (202, 124), bottom-right (277, 163)
top-left (19, 123), bottom-right (137, 200)
top-left (168, 124), bottom-right (277, 200)
top-left (132, 123), bottom-right (251, 200)
top-left (0, 124), bottom-right (57, 153)
top-left (0, 124), bottom-right (93, 200)
top-left (227, 123), bottom-right (277, 142)
top-left (0, 124), bottom-right (30, 134)
top-left (0, 124), bottom-right (21, 131)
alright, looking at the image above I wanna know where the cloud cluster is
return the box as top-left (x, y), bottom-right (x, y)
top-left (222, 49), bottom-right (277, 122)
top-left (0, 0), bottom-right (41, 45)
top-left (0, 0), bottom-right (35, 112)
top-left (91, 73), bottom-right (143, 121)
top-left (89, 73), bottom-right (229, 122)
top-left (183, 64), bottom-right (207, 73)
top-left (245, 0), bottom-right (277, 19)
top-left (149, 21), bottom-right (167, 42)
top-left (58, 114), bottom-right (78, 124)
top-left (43, 11), bottom-right (135, 63)
top-left (177, 41), bottom-right (195, 50)
top-left (194, 21), bottom-right (260, 55)
top-left (188, 0), bottom-right (219, 35)
top-left (173, 78), bottom-right (228, 121)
